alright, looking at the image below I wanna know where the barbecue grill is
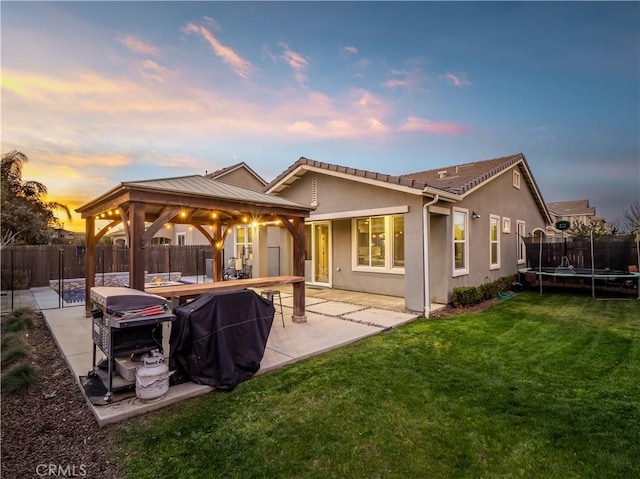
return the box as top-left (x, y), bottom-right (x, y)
top-left (89, 287), bottom-right (175, 401)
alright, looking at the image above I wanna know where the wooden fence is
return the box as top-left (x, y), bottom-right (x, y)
top-left (1, 245), bottom-right (214, 288)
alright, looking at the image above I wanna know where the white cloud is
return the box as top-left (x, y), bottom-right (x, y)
top-left (442, 72), bottom-right (472, 88)
top-left (183, 21), bottom-right (253, 79)
top-left (117, 34), bottom-right (160, 56)
top-left (279, 42), bottom-right (309, 84)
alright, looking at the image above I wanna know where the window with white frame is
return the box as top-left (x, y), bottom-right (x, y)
top-left (235, 226), bottom-right (253, 261)
top-left (353, 215), bottom-right (404, 272)
top-left (513, 170), bottom-right (521, 189)
top-left (490, 214), bottom-right (500, 269)
top-left (516, 220), bottom-right (526, 264)
top-left (452, 208), bottom-right (468, 276)
top-left (176, 233), bottom-right (186, 246)
top-left (502, 217), bottom-right (511, 233)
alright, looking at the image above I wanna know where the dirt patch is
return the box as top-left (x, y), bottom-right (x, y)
top-left (1, 312), bottom-right (124, 479)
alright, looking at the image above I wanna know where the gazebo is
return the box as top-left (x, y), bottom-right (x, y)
top-left (75, 175), bottom-right (313, 321)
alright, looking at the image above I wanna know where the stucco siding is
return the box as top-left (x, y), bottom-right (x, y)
top-left (448, 165), bottom-right (546, 292)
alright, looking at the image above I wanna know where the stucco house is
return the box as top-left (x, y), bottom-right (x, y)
top-left (266, 153), bottom-right (551, 315)
top-left (106, 153), bottom-right (551, 315)
top-left (546, 199), bottom-right (606, 236)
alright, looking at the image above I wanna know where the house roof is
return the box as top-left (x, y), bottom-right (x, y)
top-left (266, 153), bottom-right (551, 223)
top-left (205, 162), bottom-right (267, 186)
top-left (76, 174), bottom-right (313, 223)
top-left (546, 199), bottom-right (596, 217)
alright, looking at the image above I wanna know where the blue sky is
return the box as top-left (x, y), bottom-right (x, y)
top-left (2, 1), bottom-right (638, 231)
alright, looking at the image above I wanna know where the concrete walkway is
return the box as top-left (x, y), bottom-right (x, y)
top-left (24, 285), bottom-right (422, 426)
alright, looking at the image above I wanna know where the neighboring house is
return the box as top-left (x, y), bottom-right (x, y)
top-left (109, 162), bottom-right (267, 246)
top-left (205, 162), bottom-right (267, 191)
top-left (48, 227), bottom-right (77, 244)
top-left (266, 153), bottom-right (551, 314)
top-left (546, 199), bottom-right (605, 235)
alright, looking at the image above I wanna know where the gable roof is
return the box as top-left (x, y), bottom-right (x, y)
top-left (266, 153), bottom-right (551, 223)
top-left (76, 174), bottom-right (313, 222)
top-left (205, 162), bottom-right (267, 186)
top-left (546, 199), bottom-right (596, 217)
top-left (400, 153), bottom-right (522, 195)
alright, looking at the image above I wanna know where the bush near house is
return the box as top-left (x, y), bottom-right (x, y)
top-left (452, 275), bottom-right (516, 307)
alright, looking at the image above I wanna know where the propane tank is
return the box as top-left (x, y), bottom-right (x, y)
top-left (135, 352), bottom-right (171, 401)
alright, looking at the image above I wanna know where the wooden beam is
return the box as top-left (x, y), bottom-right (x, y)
top-left (129, 201), bottom-right (146, 291)
top-left (142, 206), bottom-right (181, 247)
top-left (290, 216), bottom-right (307, 323)
top-left (95, 220), bottom-right (121, 243)
top-left (84, 216), bottom-right (96, 317)
top-left (119, 206), bottom-right (130, 244)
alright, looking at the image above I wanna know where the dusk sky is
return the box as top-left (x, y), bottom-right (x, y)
top-left (2, 1), bottom-right (638, 232)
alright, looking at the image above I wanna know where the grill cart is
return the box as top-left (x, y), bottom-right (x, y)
top-left (89, 287), bottom-right (175, 402)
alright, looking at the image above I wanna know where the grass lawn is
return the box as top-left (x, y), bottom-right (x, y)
top-left (118, 292), bottom-right (639, 478)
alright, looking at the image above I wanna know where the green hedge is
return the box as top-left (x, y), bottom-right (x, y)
top-left (452, 275), bottom-right (516, 307)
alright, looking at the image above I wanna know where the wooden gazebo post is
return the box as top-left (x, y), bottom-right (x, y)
top-left (129, 201), bottom-right (146, 291)
top-left (84, 216), bottom-right (96, 316)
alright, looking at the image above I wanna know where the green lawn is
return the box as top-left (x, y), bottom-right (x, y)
top-left (118, 292), bottom-right (640, 478)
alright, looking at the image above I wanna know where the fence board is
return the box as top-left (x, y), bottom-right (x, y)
top-left (1, 245), bottom-right (213, 288)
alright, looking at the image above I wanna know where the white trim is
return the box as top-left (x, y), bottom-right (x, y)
top-left (351, 214), bottom-right (406, 274)
top-left (452, 207), bottom-right (469, 276)
top-left (513, 169), bottom-right (521, 189)
top-left (502, 217), bottom-right (511, 233)
top-left (429, 205), bottom-right (450, 216)
top-left (176, 232), bottom-right (186, 246)
top-left (310, 205), bottom-right (409, 222)
top-left (268, 164), bottom-right (424, 196)
top-left (516, 220), bottom-right (526, 264)
top-left (489, 214), bottom-right (501, 270)
top-left (307, 221), bottom-right (332, 287)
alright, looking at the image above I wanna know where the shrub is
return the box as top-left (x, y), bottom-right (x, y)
top-left (0, 269), bottom-right (30, 290)
top-left (452, 275), bottom-right (518, 307)
top-left (1, 361), bottom-right (38, 396)
top-left (452, 287), bottom-right (481, 307)
top-left (1, 306), bottom-right (36, 333)
top-left (1, 331), bottom-right (26, 350)
top-left (1, 341), bottom-right (29, 368)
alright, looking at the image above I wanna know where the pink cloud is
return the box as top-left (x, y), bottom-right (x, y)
top-left (342, 46), bottom-right (358, 55)
top-left (382, 69), bottom-right (426, 90)
top-left (117, 34), bottom-right (160, 56)
top-left (443, 72), bottom-right (472, 87)
top-left (399, 116), bottom-right (468, 135)
top-left (279, 42), bottom-right (309, 83)
top-left (183, 22), bottom-right (253, 79)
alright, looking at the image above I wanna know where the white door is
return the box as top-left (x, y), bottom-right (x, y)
top-left (305, 221), bottom-right (331, 287)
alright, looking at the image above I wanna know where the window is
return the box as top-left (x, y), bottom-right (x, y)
top-left (353, 215), bottom-right (404, 272)
top-left (452, 208), bottom-right (468, 276)
top-left (490, 214), bottom-right (500, 269)
top-left (516, 220), bottom-right (526, 264)
top-left (235, 226), bottom-right (253, 261)
top-left (502, 217), bottom-right (511, 234)
top-left (176, 233), bottom-right (186, 246)
top-left (513, 170), bottom-right (521, 189)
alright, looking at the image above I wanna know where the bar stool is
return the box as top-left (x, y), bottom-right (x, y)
top-left (261, 289), bottom-right (285, 327)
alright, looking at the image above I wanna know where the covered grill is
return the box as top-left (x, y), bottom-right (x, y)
top-left (89, 286), bottom-right (175, 401)
top-left (170, 289), bottom-right (275, 390)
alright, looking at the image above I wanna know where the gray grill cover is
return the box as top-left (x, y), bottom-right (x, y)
top-left (170, 289), bottom-right (275, 390)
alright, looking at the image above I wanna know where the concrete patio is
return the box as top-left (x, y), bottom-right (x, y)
top-left (22, 284), bottom-right (426, 426)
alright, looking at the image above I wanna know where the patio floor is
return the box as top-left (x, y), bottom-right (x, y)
top-left (22, 283), bottom-right (431, 426)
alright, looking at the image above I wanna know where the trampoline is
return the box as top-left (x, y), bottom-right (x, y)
top-left (521, 232), bottom-right (640, 300)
